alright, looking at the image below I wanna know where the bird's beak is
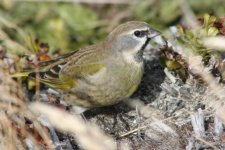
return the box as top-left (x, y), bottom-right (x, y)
top-left (147, 28), bottom-right (161, 39)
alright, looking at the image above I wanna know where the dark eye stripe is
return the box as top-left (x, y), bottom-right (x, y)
top-left (134, 30), bottom-right (149, 38)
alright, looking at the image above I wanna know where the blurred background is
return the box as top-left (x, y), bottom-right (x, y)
top-left (1, 0), bottom-right (225, 56)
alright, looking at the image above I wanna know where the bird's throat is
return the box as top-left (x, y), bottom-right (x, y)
top-left (134, 38), bottom-right (150, 62)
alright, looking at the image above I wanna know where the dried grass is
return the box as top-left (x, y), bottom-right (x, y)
top-left (0, 70), bottom-right (54, 149)
top-left (29, 103), bottom-right (117, 150)
top-left (179, 0), bottom-right (225, 126)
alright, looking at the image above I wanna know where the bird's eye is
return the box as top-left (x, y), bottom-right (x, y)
top-left (134, 31), bottom-right (144, 38)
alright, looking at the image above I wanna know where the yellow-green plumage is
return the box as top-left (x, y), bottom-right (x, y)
top-left (13, 21), bottom-right (160, 109)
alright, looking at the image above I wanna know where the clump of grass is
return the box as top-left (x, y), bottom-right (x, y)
top-left (159, 14), bottom-right (225, 82)
top-left (0, 64), bottom-right (54, 149)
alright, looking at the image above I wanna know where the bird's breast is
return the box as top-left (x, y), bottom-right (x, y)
top-left (72, 62), bottom-right (144, 107)
top-left (92, 62), bottom-right (144, 98)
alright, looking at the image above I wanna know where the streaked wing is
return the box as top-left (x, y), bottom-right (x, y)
top-left (29, 44), bottom-right (105, 89)
top-left (38, 50), bottom-right (78, 68)
top-left (28, 62), bottom-right (73, 89)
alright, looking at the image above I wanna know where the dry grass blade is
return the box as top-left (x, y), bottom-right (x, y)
top-left (0, 69), bottom-right (54, 149)
top-left (29, 102), bottom-right (117, 150)
top-left (0, 112), bottom-right (18, 150)
top-left (202, 36), bottom-right (225, 51)
top-left (180, 0), bottom-right (198, 28)
top-left (177, 0), bottom-right (225, 126)
top-left (194, 135), bottom-right (219, 150)
top-left (0, 16), bottom-right (31, 55)
top-left (177, 43), bottom-right (225, 124)
top-left (191, 109), bottom-right (205, 137)
top-left (119, 116), bottom-right (175, 138)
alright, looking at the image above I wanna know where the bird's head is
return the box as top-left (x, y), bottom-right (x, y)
top-left (105, 21), bottom-right (160, 63)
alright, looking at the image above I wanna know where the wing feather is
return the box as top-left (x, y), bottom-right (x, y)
top-left (28, 45), bottom-right (105, 89)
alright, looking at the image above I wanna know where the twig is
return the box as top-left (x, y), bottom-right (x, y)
top-left (214, 114), bottom-right (223, 136)
top-left (194, 135), bottom-right (219, 150)
top-left (119, 116), bottom-right (175, 138)
top-left (191, 108), bottom-right (205, 137)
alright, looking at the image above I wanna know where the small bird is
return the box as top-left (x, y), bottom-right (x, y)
top-left (15, 21), bottom-right (160, 112)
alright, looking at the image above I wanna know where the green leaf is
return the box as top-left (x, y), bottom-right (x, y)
top-left (158, 57), bottom-right (167, 67)
top-left (207, 27), bottom-right (219, 36)
top-left (165, 60), bottom-right (181, 70)
top-left (0, 40), bottom-right (4, 45)
top-left (203, 13), bottom-right (216, 29)
top-left (177, 25), bottom-right (184, 35)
